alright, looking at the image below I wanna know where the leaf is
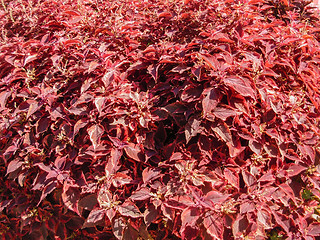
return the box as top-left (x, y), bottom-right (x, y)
top-left (24, 54), bottom-right (38, 66)
top-left (0, 90), bottom-right (10, 109)
top-left (124, 143), bottom-right (144, 162)
top-left (83, 209), bottom-right (105, 228)
top-left (224, 76), bottom-right (255, 99)
top-left (307, 223), bottom-right (320, 236)
top-left (212, 120), bottom-right (232, 143)
top-left (286, 164), bottom-right (306, 177)
top-left (144, 204), bottom-right (158, 226)
top-left (87, 124), bottom-right (104, 150)
top-left (213, 106), bottom-right (238, 121)
top-left (36, 117), bottom-right (50, 134)
top-left (62, 183), bottom-right (80, 215)
top-left (202, 88), bottom-right (221, 118)
top-left (204, 191), bottom-right (230, 204)
top-left (94, 97), bottom-right (106, 114)
top-left (203, 211), bottom-right (223, 239)
top-left (224, 168), bottom-right (239, 189)
top-left (118, 201), bottom-right (142, 218)
top-left (232, 215), bottom-right (249, 237)
top-left (112, 217), bottom-right (126, 240)
top-left (102, 70), bottom-right (116, 88)
top-left (181, 85), bottom-right (202, 102)
top-left (257, 208), bottom-right (272, 229)
top-left (185, 116), bottom-right (202, 143)
top-left (241, 169), bottom-right (256, 187)
top-left (6, 160), bottom-right (23, 175)
top-left (142, 167), bottom-right (161, 183)
top-left (38, 181), bottom-right (57, 205)
top-left (73, 118), bottom-right (89, 138)
top-left (26, 101), bottom-right (40, 119)
top-left (181, 207), bottom-right (200, 227)
top-left (78, 194), bottom-right (98, 212)
top-left (130, 188), bottom-right (151, 201)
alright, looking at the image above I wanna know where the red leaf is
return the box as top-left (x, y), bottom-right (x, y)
top-left (232, 215), bottom-right (249, 237)
top-left (94, 97), bottom-right (106, 114)
top-left (62, 183), bottom-right (80, 215)
top-left (24, 54), bottom-right (38, 66)
top-left (83, 209), bottom-right (105, 228)
top-left (224, 168), bottom-right (239, 189)
top-left (124, 143), bottom-right (144, 162)
top-left (202, 88), bottom-right (221, 119)
top-left (185, 117), bottom-right (202, 143)
top-left (142, 168), bottom-right (162, 183)
top-left (213, 106), bottom-right (238, 121)
top-left (203, 211), bottom-right (223, 239)
top-left (130, 188), bottom-right (151, 201)
top-left (26, 101), bottom-right (40, 119)
top-left (241, 169), bottom-right (256, 187)
top-left (144, 204), bottom-right (158, 226)
top-left (224, 76), bottom-right (255, 99)
top-left (212, 120), bottom-right (232, 143)
top-left (87, 124), bottom-right (104, 150)
top-left (36, 117), bottom-right (50, 134)
top-left (39, 181), bottom-right (57, 205)
top-left (257, 208), bottom-right (272, 229)
top-left (279, 183), bottom-right (296, 204)
top-left (286, 164), bottom-right (306, 177)
top-left (73, 118), bottom-right (88, 138)
top-left (204, 191), bottom-right (230, 204)
top-left (112, 217), bottom-right (126, 240)
top-left (118, 201), bottom-right (142, 218)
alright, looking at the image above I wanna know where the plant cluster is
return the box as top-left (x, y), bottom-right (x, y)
top-left (1, 0), bottom-right (320, 239)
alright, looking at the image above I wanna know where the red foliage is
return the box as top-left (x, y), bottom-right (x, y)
top-left (1, 0), bottom-right (320, 239)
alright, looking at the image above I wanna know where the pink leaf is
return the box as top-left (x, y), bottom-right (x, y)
top-left (212, 120), bottom-right (232, 143)
top-left (142, 167), bottom-right (161, 183)
top-left (307, 223), bottom-right (320, 236)
top-left (6, 160), bottom-right (23, 175)
top-left (26, 101), bottom-right (40, 119)
top-left (257, 208), bottom-right (272, 229)
top-left (181, 207), bottom-right (200, 228)
top-left (0, 91), bottom-right (10, 110)
top-left (112, 217), bottom-right (126, 240)
top-left (24, 54), bottom-right (38, 66)
top-left (87, 124), bottom-right (104, 150)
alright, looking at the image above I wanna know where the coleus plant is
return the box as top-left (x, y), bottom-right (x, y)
top-left (1, 0), bottom-right (320, 239)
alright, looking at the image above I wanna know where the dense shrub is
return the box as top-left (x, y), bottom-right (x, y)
top-left (1, 0), bottom-right (320, 239)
